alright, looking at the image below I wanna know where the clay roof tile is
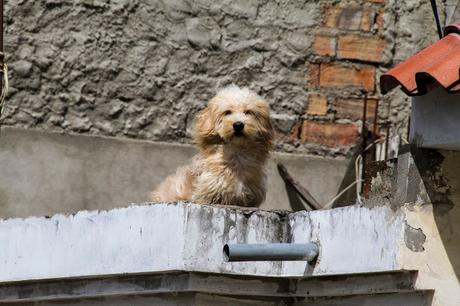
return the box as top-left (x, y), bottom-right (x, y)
top-left (380, 21), bottom-right (460, 96)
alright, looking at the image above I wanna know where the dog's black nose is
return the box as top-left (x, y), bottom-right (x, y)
top-left (233, 121), bottom-right (244, 133)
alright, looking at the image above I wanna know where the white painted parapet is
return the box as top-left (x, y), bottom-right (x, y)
top-left (0, 202), bottom-right (404, 282)
top-left (1, 202), bottom-right (459, 305)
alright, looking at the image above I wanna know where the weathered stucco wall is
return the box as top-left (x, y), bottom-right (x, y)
top-left (364, 148), bottom-right (460, 306)
top-left (0, 200), bottom-right (457, 305)
top-left (0, 203), bottom-right (405, 282)
top-left (1, 0), bottom-right (453, 157)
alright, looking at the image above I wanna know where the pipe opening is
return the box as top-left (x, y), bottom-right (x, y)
top-left (223, 244), bottom-right (230, 261)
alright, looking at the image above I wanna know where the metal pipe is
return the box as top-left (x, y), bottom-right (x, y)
top-left (223, 243), bottom-right (319, 262)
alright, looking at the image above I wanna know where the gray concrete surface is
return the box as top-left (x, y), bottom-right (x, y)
top-left (0, 271), bottom-right (419, 301)
top-left (5, 291), bottom-right (435, 306)
top-left (1, 136), bottom-right (460, 305)
top-left (0, 127), bottom-right (348, 218)
top-left (1, 270), bottom-right (431, 306)
top-left (410, 87), bottom-right (460, 150)
top-left (1, 0), bottom-right (448, 156)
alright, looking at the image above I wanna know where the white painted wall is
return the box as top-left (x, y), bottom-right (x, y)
top-left (1, 201), bottom-right (460, 305)
top-left (0, 203), bottom-right (404, 282)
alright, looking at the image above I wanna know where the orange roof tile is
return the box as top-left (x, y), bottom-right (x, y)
top-left (445, 21), bottom-right (460, 35)
top-left (380, 21), bottom-right (460, 96)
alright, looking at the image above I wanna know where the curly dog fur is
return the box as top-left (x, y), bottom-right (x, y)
top-left (150, 85), bottom-right (273, 207)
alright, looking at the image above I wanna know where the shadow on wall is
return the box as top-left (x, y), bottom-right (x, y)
top-left (412, 148), bottom-right (460, 283)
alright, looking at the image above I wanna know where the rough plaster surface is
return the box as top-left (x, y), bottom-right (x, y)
top-left (363, 148), bottom-right (460, 306)
top-left (399, 150), bottom-right (460, 306)
top-left (0, 203), bottom-right (404, 282)
top-left (0, 0), bottom-right (452, 156)
top-left (2, 0), bottom-right (319, 150)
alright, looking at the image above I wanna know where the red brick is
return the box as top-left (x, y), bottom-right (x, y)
top-left (313, 35), bottom-right (336, 57)
top-left (292, 121), bottom-right (302, 144)
top-left (337, 34), bottom-right (386, 63)
top-left (335, 97), bottom-right (378, 120)
top-left (319, 63), bottom-right (376, 92)
top-left (324, 6), bottom-right (342, 28)
top-left (301, 121), bottom-right (359, 147)
top-left (376, 11), bottom-right (384, 32)
top-left (324, 6), bottom-right (362, 30)
top-left (307, 95), bottom-right (328, 116)
top-left (360, 8), bottom-right (375, 32)
top-left (307, 63), bottom-right (320, 88)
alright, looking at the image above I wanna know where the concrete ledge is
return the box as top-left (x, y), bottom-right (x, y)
top-left (3, 291), bottom-right (434, 306)
top-left (0, 202), bottom-right (404, 282)
top-left (0, 270), bottom-right (419, 302)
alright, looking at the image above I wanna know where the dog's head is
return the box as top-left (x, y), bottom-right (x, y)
top-left (195, 85), bottom-right (273, 149)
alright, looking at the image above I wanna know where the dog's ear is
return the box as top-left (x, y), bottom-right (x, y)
top-left (195, 106), bottom-right (218, 148)
top-left (260, 114), bottom-right (275, 148)
top-left (254, 101), bottom-right (274, 148)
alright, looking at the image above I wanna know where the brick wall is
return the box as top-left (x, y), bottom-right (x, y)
top-left (295, 1), bottom-right (386, 152)
top-left (1, 0), bottom-right (444, 157)
top-left (287, 0), bottom-right (443, 156)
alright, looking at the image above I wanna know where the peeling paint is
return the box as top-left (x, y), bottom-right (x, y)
top-left (404, 221), bottom-right (426, 252)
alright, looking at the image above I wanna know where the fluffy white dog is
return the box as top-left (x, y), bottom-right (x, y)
top-left (150, 85), bottom-right (274, 207)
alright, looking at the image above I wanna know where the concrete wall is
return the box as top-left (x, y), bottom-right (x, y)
top-left (410, 87), bottom-right (460, 150)
top-left (1, 0), bottom-right (452, 157)
top-left (1, 275), bottom-right (432, 306)
top-left (0, 203), bottom-right (404, 282)
top-left (402, 150), bottom-right (460, 306)
top-left (0, 127), bottom-right (348, 218)
top-left (2, 148), bottom-right (460, 305)
top-left (364, 148), bottom-right (460, 306)
top-left (0, 200), bottom-right (454, 305)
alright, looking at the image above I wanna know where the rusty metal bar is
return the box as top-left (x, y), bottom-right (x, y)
top-left (372, 99), bottom-right (379, 135)
top-left (359, 92), bottom-right (368, 193)
top-left (277, 162), bottom-right (322, 211)
top-left (370, 98), bottom-right (380, 161)
top-left (385, 123), bottom-right (390, 160)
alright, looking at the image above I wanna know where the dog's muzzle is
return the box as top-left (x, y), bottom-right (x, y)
top-left (233, 121), bottom-right (244, 136)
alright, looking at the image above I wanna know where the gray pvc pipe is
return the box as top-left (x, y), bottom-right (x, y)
top-left (223, 243), bottom-right (319, 262)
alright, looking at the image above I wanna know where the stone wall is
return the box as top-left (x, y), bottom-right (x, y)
top-left (1, 0), bottom-right (453, 157)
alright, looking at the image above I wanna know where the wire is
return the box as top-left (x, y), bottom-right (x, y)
top-left (430, 0), bottom-right (443, 39)
top-left (322, 138), bottom-right (382, 209)
top-left (322, 179), bottom-right (363, 210)
top-left (0, 63), bottom-right (8, 119)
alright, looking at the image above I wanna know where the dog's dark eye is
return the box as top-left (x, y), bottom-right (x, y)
top-left (224, 110), bottom-right (232, 116)
top-left (244, 110), bottom-right (253, 116)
